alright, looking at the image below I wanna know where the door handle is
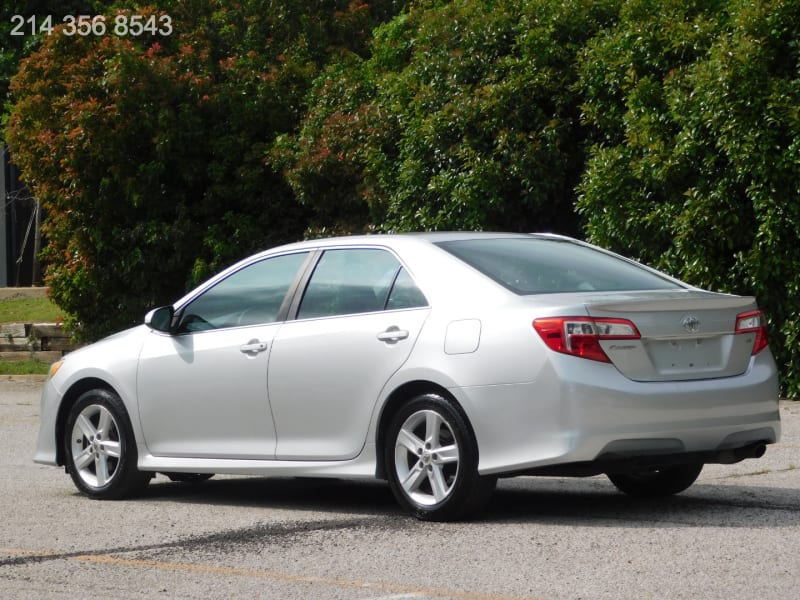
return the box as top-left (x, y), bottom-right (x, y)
top-left (240, 340), bottom-right (268, 355)
top-left (376, 326), bottom-right (409, 343)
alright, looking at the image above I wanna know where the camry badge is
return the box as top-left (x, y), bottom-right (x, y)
top-left (681, 315), bottom-right (701, 333)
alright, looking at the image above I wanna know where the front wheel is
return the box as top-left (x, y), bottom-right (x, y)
top-left (607, 463), bottom-right (703, 497)
top-left (64, 388), bottom-right (151, 499)
top-left (385, 393), bottom-right (496, 521)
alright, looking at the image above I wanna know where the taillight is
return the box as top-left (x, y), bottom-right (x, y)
top-left (533, 317), bottom-right (640, 363)
top-left (735, 310), bottom-right (769, 355)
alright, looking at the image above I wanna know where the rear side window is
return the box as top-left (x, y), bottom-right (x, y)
top-left (437, 238), bottom-right (679, 294)
top-left (298, 249), bottom-right (398, 318)
top-left (297, 249), bottom-right (428, 318)
top-left (386, 268), bottom-right (428, 310)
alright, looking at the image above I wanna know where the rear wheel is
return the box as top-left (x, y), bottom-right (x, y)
top-left (607, 463), bottom-right (703, 497)
top-left (385, 393), bottom-right (496, 521)
top-left (64, 388), bottom-right (151, 499)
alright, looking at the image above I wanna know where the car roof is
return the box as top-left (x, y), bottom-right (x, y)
top-left (179, 231), bottom-right (555, 308)
top-left (266, 231), bottom-right (576, 254)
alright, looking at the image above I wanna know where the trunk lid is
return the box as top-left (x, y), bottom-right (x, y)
top-left (583, 290), bottom-right (759, 382)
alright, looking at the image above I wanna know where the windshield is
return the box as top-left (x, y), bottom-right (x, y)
top-left (436, 238), bottom-right (681, 295)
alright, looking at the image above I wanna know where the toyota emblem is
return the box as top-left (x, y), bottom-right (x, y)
top-left (681, 315), bottom-right (701, 333)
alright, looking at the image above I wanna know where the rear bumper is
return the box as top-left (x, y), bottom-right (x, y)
top-left (508, 436), bottom-right (774, 478)
top-left (455, 350), bottom-right (781, 476)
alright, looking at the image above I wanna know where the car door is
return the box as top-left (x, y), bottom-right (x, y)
top-left (268, 248), bottom-right (430, 460)
top-left (136, 251), bottom-right (310, 459)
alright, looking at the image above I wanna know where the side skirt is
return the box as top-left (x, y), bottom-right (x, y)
top-left (136, 442), bottom-right (378, 479)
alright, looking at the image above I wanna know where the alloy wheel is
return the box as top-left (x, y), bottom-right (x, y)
top-left (393, 408), bottom-right (461, 506)
top-left (70, 403), bottom-right (123, 489)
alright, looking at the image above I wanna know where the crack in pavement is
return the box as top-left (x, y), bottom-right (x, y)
top-left (0, 514), bottom-right (395, 567)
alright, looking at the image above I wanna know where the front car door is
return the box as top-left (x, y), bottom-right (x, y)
top-left (268, 247), bottom-right (430, 460)
top-left (136, 251), bottom-right (310, 459)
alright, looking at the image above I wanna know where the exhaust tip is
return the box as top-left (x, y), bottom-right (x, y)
top-left (734, 442), bottom-right (767, 461)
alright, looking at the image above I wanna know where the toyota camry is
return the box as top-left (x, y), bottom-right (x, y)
top-left (34, 232), bottom-right (781, 520)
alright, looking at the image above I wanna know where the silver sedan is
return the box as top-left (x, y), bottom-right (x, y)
top-left (34, 233), bottom-right (781, 520)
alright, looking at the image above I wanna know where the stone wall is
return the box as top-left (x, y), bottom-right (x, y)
top-left (0, 322), bottom-right (76, 363)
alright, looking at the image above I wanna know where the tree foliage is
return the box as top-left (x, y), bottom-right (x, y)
top-left (281, 0), bottom-right (619, 234)
top-left (577, 0), bottom-right (800, 395)
top-left (6, 0), bottom-right (403, 339)
top-left (6, 0), bottom-right (800, 396)
top-left (2, 2), bottom-right (113, 112)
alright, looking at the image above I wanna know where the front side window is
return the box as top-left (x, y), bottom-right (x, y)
top-left (178, 252), bottom-right (308, 332)
top-left (437, 238), bottom-right (680, 295)
top-left (297, 249), bottom-right (426, 318)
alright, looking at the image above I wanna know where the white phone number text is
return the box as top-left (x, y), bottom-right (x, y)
top-left (10, 14), bottom-right (173, 37)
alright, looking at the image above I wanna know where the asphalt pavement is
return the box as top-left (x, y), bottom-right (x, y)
top-left (1, 375), bottom-right (799, 599)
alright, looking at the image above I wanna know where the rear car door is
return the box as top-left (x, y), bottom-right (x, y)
top-left (267, 247), bottom-right (429, 460)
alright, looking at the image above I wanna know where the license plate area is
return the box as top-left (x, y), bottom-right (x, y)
top-left (645, 336), bottom-right (725, 376)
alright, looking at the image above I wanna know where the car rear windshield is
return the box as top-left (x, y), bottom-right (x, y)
top-left (436, 238), bottom-right (681, 295)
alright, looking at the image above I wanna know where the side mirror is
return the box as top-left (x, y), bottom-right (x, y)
top-left (144, 306), bottom-right (175, 333)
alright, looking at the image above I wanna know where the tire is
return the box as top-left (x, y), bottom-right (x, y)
top-left (163, 473), bottom-right (214, 483)
top-left (607, 463), bottom-right (703, 497)
top-left (64, 388), bottom-right (151, 499)
top-left (385, 393), bottom-right (496, 521)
